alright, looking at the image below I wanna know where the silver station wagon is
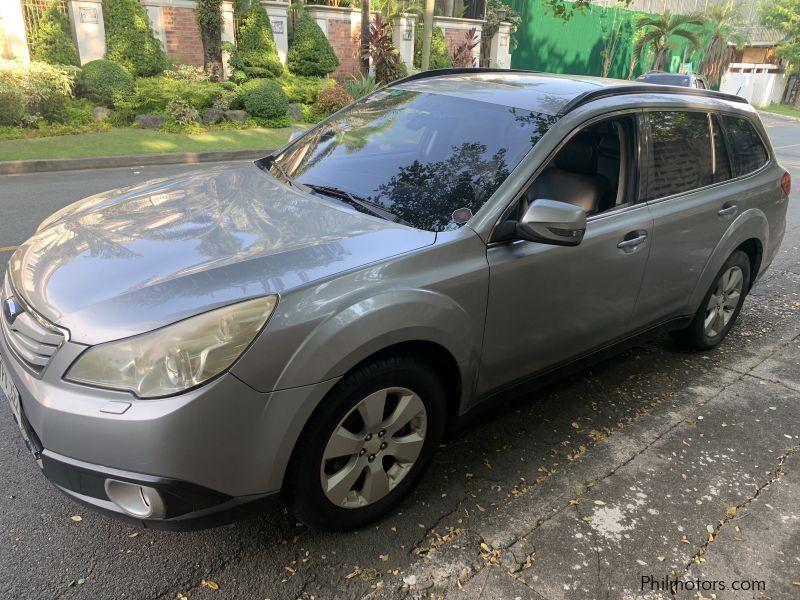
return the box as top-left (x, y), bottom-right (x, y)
top-left (0, 69), bottom-right (790, 530)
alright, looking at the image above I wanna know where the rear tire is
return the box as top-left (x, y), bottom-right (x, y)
top-left (283, 355), bottom-right (446, 531)
top-left (671, 250), bottom-right (750, 350)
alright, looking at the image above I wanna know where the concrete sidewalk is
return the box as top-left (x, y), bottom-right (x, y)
top-left (369, 268), bottom-right (800, 599)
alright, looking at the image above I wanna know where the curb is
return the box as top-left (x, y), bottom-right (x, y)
top-left (0, 148), bottom-right (272, 176)
top-left (757, 109), bottom-right (800, 123)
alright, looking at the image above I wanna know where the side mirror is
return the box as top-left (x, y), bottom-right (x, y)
top-left (516, 199), bottom-right (586, 246)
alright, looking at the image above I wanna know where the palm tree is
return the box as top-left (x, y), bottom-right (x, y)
top-left (699, 1), bottom-right (744, 88)
top-left (634, 10), bottom-right (705, 72)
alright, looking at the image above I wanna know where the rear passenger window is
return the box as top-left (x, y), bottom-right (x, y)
top-left (720, 116), bottom-right (769, 176)
top-left (646, 111), bottom-right (713, 200)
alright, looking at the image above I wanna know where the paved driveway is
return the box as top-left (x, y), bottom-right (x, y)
top-left (0, 114), bottom-right (798, 600)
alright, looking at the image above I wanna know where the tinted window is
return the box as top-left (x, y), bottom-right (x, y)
top-left (711, 115), bottom-right (731, 183)
top-left (720, 115), bottom-right (769, 176)
top-left (271, 89), bottom-right (557, 232)
top-left (694, 79), bottom-right (706, 89)
top-left (646, 111), bottom-right (713, 200)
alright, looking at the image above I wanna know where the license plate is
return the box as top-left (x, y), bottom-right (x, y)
top-left (0, 356), bottom-right (24, 433)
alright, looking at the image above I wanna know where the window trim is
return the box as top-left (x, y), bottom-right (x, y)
top-left (488, 108), bottom-right (646, 244)
top-left (641, 108), bottom-right (772, 207)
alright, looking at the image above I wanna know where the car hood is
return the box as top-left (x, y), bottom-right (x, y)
top-left (8, 163), bottom-right (435, 345)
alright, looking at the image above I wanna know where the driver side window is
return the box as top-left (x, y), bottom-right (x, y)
top-left (519, 115), bottom-right (639, 219)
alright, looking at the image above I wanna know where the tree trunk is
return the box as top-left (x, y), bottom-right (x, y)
top-left (360, 0), bottom-right (370, 76)
top-left (421, 0), bottom-right (435, 71)
top-left (198, 0), bottom-right (223, 82)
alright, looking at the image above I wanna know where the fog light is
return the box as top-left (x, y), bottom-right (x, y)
top-left (104, 479), bottom-right (166, 519)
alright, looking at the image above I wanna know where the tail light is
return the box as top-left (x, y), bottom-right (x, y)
top-left (781, 170), bottom-right (791, 197)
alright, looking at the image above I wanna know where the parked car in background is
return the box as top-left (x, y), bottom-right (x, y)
top-left (0, 69), bottom-right (789, 531)
top-left (637, 70), bottom-right (711, 89)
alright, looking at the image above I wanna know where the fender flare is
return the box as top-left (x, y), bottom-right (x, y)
top-left (686, 208), bottom-right (768, 313)
top-left (273, 287), bottom-right (481, 408)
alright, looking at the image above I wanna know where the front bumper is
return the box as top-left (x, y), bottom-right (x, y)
top-left (0, 319), bottom-right (339, 527)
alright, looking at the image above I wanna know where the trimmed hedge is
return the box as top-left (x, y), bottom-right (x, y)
top-left (132, 76), bottom-right (229, 113)
top-left (240, 78), bottom-right (288, 119)
top-left (278, 73), bottom-right (335, 104)
top-left (228, 1), bottom-right (283, 80)
top-left (288, 12), bottom-right (339, 77)
top-left (0, 61), bottom-right (78, 124)
top-left (80, 59), bottom-right (135, 107)
top-left (30, 1), bottom-right (79, 66)
top-left (104, 0), bottom-right (168, 76)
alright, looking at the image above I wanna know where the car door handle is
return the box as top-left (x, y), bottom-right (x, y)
top-left (718, 203), bottom-right (738, 218)
top-left (617, 232), bottom-right (648, 249)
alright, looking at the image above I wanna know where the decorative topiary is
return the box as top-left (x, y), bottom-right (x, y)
top-left (414, 26), bottom-right (453, 70)
top-left (227, 1), bottom-right (283, 80)
top-left (30, 1), bottom-right (79, 66)
top-left (80, 59), bottom-right (135, 107)
top-left (104, 0), bottom-right (168, 76)
top-left (240, 78), bottom-right (288, 119)
top-left (288, 12), bottom-right (339, 77)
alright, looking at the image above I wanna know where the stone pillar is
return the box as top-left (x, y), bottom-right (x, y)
top-left (392, 13), bottom-right (416, 73)
top-left (140, 1), bottom-right (167, 53)
top-left (221, 1), bottom-right (234, 78)
top-left (489, 22), bottom-right (511, 69)
top-left (262, 1), bottom-right (289, 65)
top-left (66, 0), bottom-right (106, 65)
top-left (0, 0), bottom-right (30, 62)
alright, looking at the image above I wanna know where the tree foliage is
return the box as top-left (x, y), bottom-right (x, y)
top-left (414, 26), bottom-right (452, 70)
top-left (228, 1), bottom-right (283, 79)
top-left (634, 10), bottom-right (705, 72)
top-left (30, 1), bottom-right (79, 66)
top-left (196, 0), bottom-right (223, 81)
top-left (288, 12), bottom-right (339, 77)
top-left (104, 0), bottom-right (168, 76)
top-left (760, 0), bottom-right (800, 74)
top-left (699, 1), bottom-right (743, 87)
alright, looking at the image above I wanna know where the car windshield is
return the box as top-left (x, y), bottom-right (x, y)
top-left (638, 73), bottom-right (691, 87)
top-left (267, 88), bottom-right (557, 232)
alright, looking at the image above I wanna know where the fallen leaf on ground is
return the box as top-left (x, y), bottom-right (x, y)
top-left (70, 515), bottom-right (82, 522)
top-left (201, 579), bottom-right (220, 590)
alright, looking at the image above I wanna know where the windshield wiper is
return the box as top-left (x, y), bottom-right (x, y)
top-left (301, 183), bottom-right (410, 226)
top-left (262, 156), bottom-right (305, 189)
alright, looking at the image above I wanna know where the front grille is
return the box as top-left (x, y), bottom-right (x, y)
top-left (2, 279), bottom-right (64, 375)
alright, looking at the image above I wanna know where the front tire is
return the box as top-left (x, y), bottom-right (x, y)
top-left (283, 355), bottom-right (446, 531)
top-left (671, 250), bottom-right (750, 350)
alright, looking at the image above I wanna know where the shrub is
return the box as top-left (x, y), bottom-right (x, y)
top-left (315, 85), bottom-right (353, 116)
top-left (0, 82), bottom-right (26, 125)
top-left (278, 73), bottom-right (335, 104)
top-left (80, 59), bottom-right (135, 106)
top-left (30, 1), bottom-right (79, 66)
top-left (166, 97), bottom-right (200, 125)
top-left (288, 12), bottom-right (339, 77)
top-left (0, 60), bottom-right (78, 123)
top-left (132, 76), bottom-right (227, 113)
top-left (163, 64), bottom-right (209, 81)
top-left (450, 28), bottom-right (478, 68)
top-left (104, 0), bottom-right (168, 76)
top-left (365, 15), bottom-right (406, 85)
top-left (228, 1), bottom-right (283, 80)
top-left (343, 74), bottom-right (381, 99)
top-left (414, 26), bottom-right (452, 70)
top-left (240, 78), bottom-right (288, 119)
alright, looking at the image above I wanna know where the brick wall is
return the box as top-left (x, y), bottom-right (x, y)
top-left (327, 18), bottom-right (361, 81)
top-left (162, 6), bottom-right (203, 66)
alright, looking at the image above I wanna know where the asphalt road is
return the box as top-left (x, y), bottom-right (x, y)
top-left (0, 113), bottom-right (798, 600)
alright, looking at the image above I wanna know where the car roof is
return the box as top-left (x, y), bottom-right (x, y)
top-left (391, 69), bottom-right (745, 116)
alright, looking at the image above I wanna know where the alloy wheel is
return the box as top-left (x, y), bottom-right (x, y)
top-left (320, 387), bottom-right (427, 508)
top-left (704, 265), bottom-right (744, 338)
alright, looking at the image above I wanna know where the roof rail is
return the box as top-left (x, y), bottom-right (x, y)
top-left (558, 85), bottom-right (748, 115)
top-left (386, 67), bottom-right (541, 87)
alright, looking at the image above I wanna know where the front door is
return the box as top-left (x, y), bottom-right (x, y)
top-left (477, 113), bottom-right (653, 396)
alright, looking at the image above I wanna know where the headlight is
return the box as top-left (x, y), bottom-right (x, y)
top-left (66, 296), bottom-right (277, 398)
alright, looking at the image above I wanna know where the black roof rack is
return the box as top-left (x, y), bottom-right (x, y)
top-left (558, 85), bottom-right (748, 115)
top-left (385, 67), bottom-right (748, 115)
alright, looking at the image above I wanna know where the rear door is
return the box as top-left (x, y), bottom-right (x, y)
top-left (635, 110), bottom-right (737, 321)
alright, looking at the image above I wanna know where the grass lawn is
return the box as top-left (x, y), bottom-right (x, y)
top-left (0, 127), bottom-right (294, 161)
top-left (757, 103), bottom-right (800, 120)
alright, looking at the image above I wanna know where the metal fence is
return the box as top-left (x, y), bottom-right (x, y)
top-left (22, 0), bottom-right (69, 49)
